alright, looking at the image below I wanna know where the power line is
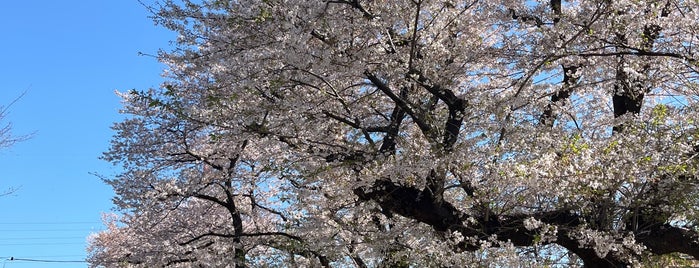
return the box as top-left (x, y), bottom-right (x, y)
top-left (4, 257), bottom-right (86, 263)
top-left (0, 229), bottom-right (102, 232)
top-left (5, 255), bottom-right (84, 259)
top-left (0, 222), bottom-right (99, 225)
top-left (0, 242), bottom-right (84, 246)
top-left (0, 237), bottom-right (85, 241)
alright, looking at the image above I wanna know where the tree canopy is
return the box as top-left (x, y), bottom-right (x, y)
top-left (89, 0), bottom-right (699, 267)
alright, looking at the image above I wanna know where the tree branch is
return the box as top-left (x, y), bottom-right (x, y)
top-left (326, 0), bottom-right (375, 19)
top-left (365, 71), bottom-right (434, 137)
top-left (353, 178), bottom-right (699, 266)
top-left (180, 231), bottom-right (304, 246)
top-left (409, 70), bottom-right (467, 150)
top-left (638, 223), bottom-right (699, 259)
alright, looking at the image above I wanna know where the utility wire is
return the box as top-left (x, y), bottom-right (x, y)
top-left (0, 222), bottom-right (99, 225)
top-left (0, 242), bottom-right (84, 246)
top-left (0, 229), bottom-right (102, 232)
top-left (0, 236), bottom-right (85, 241)
top-left (6, 255), bottom-right (84, 258)
top-left (5, 257), bottom-right (86, 263)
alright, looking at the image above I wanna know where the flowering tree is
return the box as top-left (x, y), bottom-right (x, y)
top-left (89, 0), bottom-right (699, 267)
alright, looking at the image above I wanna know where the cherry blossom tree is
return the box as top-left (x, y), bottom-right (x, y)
top-left (89, 0), bottom-right (699, 267)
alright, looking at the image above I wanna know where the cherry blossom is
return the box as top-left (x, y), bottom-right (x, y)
top-left (89, 0), bottom-right (699, 266)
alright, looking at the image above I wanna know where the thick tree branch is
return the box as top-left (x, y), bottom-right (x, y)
top-left (540, 65), bottom-right (577, 127)
top-left (365, 71), bottom-right (434, 137)
top-left (409, 71), bottom-right (467, 151)
top-left (638, 223), bottom-right (699, 259)
top-left (378, 103), bottom-right (406, 155)
top-left (578, 50), bottom-right (696, 64)
top-left (354, 178), bottom-right (699, 266)
top-left (326, 0), bottom-right (375, 19)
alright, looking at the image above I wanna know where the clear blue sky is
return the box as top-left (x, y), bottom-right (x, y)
top-left (0, 1), bottom-right (174, 267)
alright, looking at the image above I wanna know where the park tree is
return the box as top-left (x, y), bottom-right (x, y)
top-left (89, 0), bottom-right (699, 267)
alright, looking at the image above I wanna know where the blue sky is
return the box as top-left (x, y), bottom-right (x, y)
top-left (0, 1), bottom-right (173, 267)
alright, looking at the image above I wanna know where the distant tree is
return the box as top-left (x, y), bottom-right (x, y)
top-left (0, 96), bottom-right (26, 149)
top-left (90, 0), bottom-right (699, 267)
top-left (0, 93), bottom-right (29, 197)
